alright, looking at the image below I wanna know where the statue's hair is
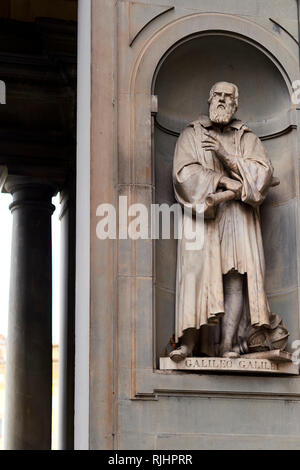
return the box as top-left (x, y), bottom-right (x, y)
top-left (208, 81), bottom-right (239, 107)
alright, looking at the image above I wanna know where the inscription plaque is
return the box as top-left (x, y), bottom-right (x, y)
top-left (160, 356), bottom-right (299, 375)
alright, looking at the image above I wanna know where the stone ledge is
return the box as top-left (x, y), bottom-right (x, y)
top-left (160, 354), bottom-right (299, 375)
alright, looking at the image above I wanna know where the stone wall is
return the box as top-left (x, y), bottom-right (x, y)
top-left (88, 0), bottom-right (300, 450)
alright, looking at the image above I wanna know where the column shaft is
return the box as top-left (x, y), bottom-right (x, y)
top-left (58, 188), bottom-right (75, 450)
top-left (4, 184), bottom-right (55, 450)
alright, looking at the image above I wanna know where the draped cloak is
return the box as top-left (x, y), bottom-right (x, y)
top-left (173, 115), bottom-right (274, 353)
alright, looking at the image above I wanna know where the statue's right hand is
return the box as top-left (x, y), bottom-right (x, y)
top-left (219, 176), bottom-right (242, 195)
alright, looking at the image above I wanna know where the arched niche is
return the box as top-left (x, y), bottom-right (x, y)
top-left (154, 34), bottom-right (291, 132)
top-left (123, 13), bottom-right (300, 389)
top-left (152, 34), bottom-right (297, 362)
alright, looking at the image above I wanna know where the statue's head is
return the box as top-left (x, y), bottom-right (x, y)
top-left (208, 81), bottom-right (239, 125)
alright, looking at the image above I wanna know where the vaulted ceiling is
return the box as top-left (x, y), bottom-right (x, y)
top-left (0, 0), bottom-right (78, 188)
top-left (0, 0), bottom-right (77, 23)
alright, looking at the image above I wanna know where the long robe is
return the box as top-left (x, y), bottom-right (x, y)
top-left (173, 115), bottom-right (274, 351)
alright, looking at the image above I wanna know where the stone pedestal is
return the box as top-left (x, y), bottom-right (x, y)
top-left (4, 182), bottom-right (55, 450)
top-left (160, 351), bottom-right (299, 375)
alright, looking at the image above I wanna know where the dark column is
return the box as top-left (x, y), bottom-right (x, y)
top-left (58, 184), bottom-right (75, 450)
top-left (4, 182), bottom-right (55, 450)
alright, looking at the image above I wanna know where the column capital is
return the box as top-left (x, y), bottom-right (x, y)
top-left (4, 176), bottom-right (58, 195)
top-left (0, 166), bottom-right (8, 192)
top-left (4, 176), bottom-right (57, 215)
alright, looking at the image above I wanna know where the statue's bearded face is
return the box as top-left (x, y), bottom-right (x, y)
top-left (209, 84), bottom-right (237, 125)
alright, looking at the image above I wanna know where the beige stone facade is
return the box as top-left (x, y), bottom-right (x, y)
top-left (77, 0), bottom-right (300, 449)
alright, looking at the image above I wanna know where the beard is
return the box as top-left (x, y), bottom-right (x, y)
top-left (209, 101), bottom-right (236, 125)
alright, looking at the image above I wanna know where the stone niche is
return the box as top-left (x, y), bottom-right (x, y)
top-left (153, 34), bottom-right (297, 365)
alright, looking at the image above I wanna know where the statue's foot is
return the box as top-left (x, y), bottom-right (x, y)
top-left (170, 345), bottom-right (189, 363)
top-left (222, 351), bottom-right (240, 359)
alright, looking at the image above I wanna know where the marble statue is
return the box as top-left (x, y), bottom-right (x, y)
top-left (170, 81), bottom-right (289, 362)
